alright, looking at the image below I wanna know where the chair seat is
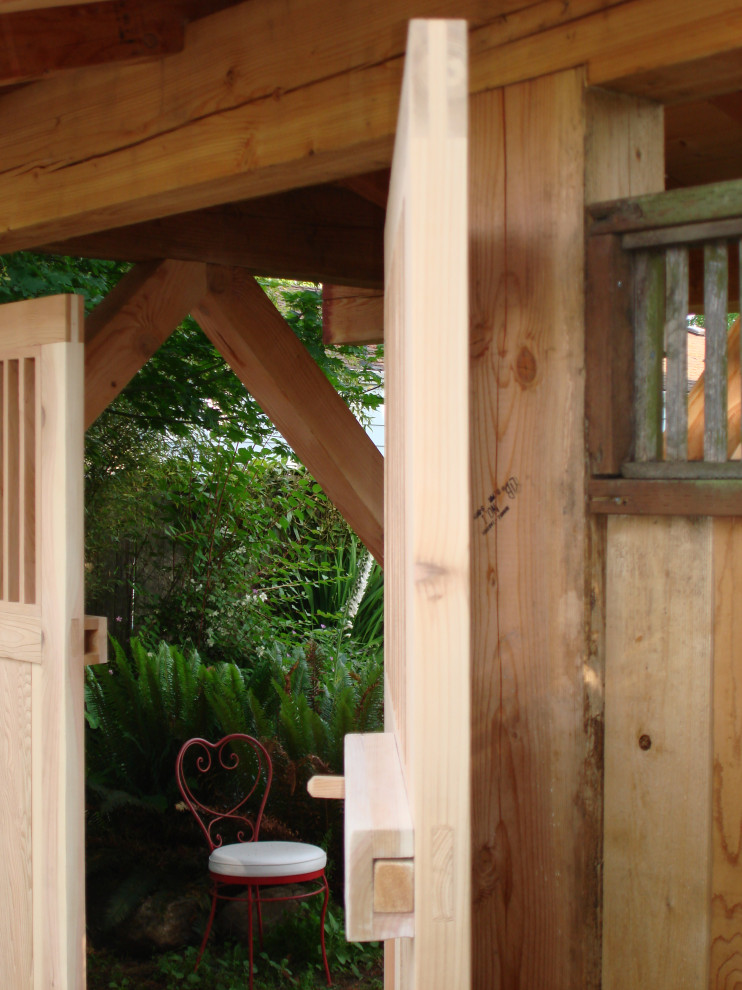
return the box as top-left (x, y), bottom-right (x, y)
top-left (209, 840), bottom-right (327, 878)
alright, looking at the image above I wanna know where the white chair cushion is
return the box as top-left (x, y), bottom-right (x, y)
top-left (209, 840), bottom-right (327, 878)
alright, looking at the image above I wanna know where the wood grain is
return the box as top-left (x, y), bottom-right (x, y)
top-left (383, 20), bottom-right (470, 989)
top-left (194, 267), bottom-right (384, 565)
top-left (665, 247), bottom-right (690, 460)
top-left (322, 286), bottom-right (384, 346)
top-left (589, 477), bottom-right (742, 515)
top-left (711, 518), bottom-right (742, 989)
top-left (470, 69), bottom-right (593, 990)
top-left (43, 184), bottom-right (385, 290)
top-left (33, 339), bottom-right (86, 990)
top-left (704, 242), bottom-right (730, 461)
top-left (0, 656), bottom-right (33, 989)
top-left (0, 0), bottom-right (741, 252)
top-left (633, 250), bottom-right (665, 462)
top-left (603, 515), bottom-right (713, 990)
top-left (84, 259), bottom-right (208, 427)
top-left (344, 733), bottom-right (413, 941)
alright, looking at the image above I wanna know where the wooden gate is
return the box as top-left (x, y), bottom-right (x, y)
top-left (0, 295), bottom-right (87, 990)
top-left (342, 20), bottom-right (471, 990)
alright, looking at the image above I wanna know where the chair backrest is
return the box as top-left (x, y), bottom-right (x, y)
top-left (175, 734), bottom-right (272, 851)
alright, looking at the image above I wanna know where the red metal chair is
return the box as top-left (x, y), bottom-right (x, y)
top-left (175, 734), bottom-right (331, 989)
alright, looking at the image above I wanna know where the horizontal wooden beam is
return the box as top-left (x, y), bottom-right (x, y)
top-left (589, 477), bottom-right (742, 515)
top-left (193, 266), bottom-right (384, 565)
top-left (0, 0), bottom-right (191, 85)
top-left (85, 259), bottom-right (208, 427)
top-left (42, 185), bottom-right (384, 288)
top-left (322, 286), bottom-right (384, 345)
top-left (307, 775), bottom-right (345, 799)
top-left (1, 0), bottom-right (742, 251)
top-left (0, 0), bottom-right (114, 11)
top-left (589, 177), bottom-right (742, 236)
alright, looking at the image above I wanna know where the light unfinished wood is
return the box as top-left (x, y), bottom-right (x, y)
top-left (0, 294), bottom-right (82, 350)
top-left (84, 615), bottom-right (107, 666)
top-left (344, 733), bottom-right (414, 941)
top-left (0, 605), bottom-right (41, 663)
top-left (665, 247), bottom-right (690, 460)
top-left (603, 516), bottom-right (713, 990)
top-left (43, 184), bottom-right (385, 290)
top-left (32, 339), bottom-right (86, 990)
top-left (1, 0), bottom-right (742, 252)
top-left (705, 242), bottom-right (729, 461)
top-left (711, 519), bottom-right (742, 988)
top-left (193, 267), bottom-right (384, 564)
top-left (84, 259), bottom-right (208, 427)
top-left (322, 286), bottom-right (384, 346)
top-left (306, 775), bottom-right (345, 799)
top-left (0, 656), bottom-right (33, 989)
top-left (374, 860), bottom-right (414, 914)
top-left (584, 89), bottom-right (664, 204)
top-left (383, 19), bottom-right (469, 989)
top-left (688, 317), bottom-right (741, 461)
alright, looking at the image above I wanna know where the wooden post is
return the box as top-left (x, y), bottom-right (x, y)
top-left (470, 69), bottom-right (598, 989)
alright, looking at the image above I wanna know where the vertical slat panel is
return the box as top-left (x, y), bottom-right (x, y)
top-left (664, 247), bottom-right (689, 460)
top-left (710, 518), bottom-right (742, 987)
top-left (704, 241), bottom-right (728, 462)
top-left (6, 360), bottom-right (20, 602)
top-left (603, 516), bottom-right (712, 990)
top-left (22, 359), bottom-right (36, 605)
top-left (634, 250), bottom-right (665, 461)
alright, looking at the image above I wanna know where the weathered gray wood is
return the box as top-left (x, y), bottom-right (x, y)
top-left (589, 478), bottom-right (742, 515)
top-left (623, 216), bottom-right (742, 250)
top-left (704, 242), bottom-right (729, 462)
top-left (585, 234), bottom-right (635, 475)
top-left (665, 247), bottom-right (690, 461)
top-left (589, 177), bottom-right (742, 236)
top-left (622, 461), bottom-right (742, 479)
top-left (634, 250), bottom-right (665, 461)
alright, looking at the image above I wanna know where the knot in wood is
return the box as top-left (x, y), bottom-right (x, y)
top-left (638, 734), bottom-right (652, 751)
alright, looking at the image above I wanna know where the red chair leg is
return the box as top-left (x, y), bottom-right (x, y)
top-left (195, 891), bottom-right (218, 970)
top-left (247, 885), bottom-right (255, 990)
top-left (320, 874), bottom-right (332, 986)
top-left (256, 888), bottom-right (264, 943)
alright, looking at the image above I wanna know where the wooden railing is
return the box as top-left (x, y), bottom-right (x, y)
top-left (586, 177), bottom-right (742, 514)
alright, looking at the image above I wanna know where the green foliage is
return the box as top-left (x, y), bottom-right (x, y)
top-left (87, 899), bottom-right (382, 989)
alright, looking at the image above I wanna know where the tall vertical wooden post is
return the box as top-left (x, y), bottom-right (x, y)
top-left (469, 69), bottom-right (594, 989)
top-left (0, 295), bottom-right (85, 990)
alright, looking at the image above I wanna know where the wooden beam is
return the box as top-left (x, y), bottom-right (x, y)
top-left (0, 0), bottom-right (115, 11)
top-left (192, 266), bottom-right (384, 564)
top-left (0, 0), bottom-right (190, 85)
top-left (589, 477), bottom-right (742, 514)
top-left (41, 186), bottom-right (384, 289)
top-left (322, 286), bottom-right (383, 346)
top-left (84, 259), bottom-right (207, 428)
top-left (1, 0), bottom-right (742, 251)
top-left (590, 177), bottom-right (742, 236)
